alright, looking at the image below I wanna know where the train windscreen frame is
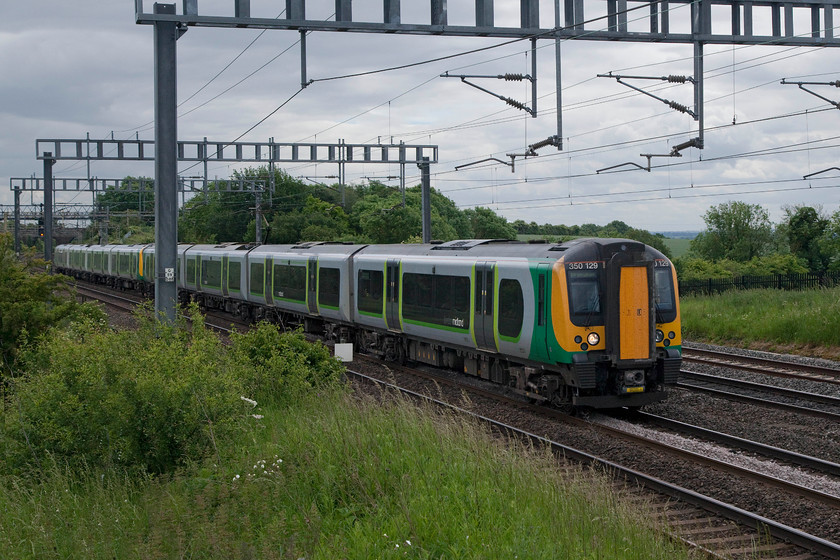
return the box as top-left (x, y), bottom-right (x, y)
top-left (653, 265), bottom-right (677, 324)
top-left (566, 266), bottom-right (604, 327)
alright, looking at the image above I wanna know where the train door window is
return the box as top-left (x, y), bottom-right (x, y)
top-left (318, 267), bottom-right (340, 309)
top-left (273, 263), bottom-right (306, 302)
top-left (537, 274), bottom-right (546, 326)
top-left (186, 257), bottom-right (197, 286)
top-left (358, 269), bottom-right (383, 316)
top-left (228, 261), bottom-right (241, 292)
top-left (119, 253), bottom-right (129, 275)
top-left (498, 279), bottom-right (524, 340)
top-left (653, 267), bottom-right (677, 323)
top-left (250, 262), bottom-right (265, 297)
top-left (202, 259), bottom-right (222, 289)
top-left (567, 270), bottom-right (603, 326)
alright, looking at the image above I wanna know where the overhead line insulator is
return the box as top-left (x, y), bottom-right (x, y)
top-left (669, 101), bottom-right (690, 114)
top-left (503, 73), bottom-right (526, 81)
top-left (503, 97), bottom-right (528, 111)
top-left (667, 75), bottom-right (688, 83)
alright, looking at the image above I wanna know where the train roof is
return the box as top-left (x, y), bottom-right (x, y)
top-left (354, 238), bottom-right (664, 261)
top-left (61, 238), bottom-right (670, 262)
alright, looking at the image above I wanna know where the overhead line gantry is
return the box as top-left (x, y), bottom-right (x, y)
top-left (133, 0), bottom-right (840, 322)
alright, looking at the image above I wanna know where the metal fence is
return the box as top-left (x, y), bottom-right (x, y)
top-left (679, 272), bottom-right (840, 296)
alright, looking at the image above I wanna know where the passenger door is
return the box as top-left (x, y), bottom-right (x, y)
top-left (222, 255), bottom-right (229, 297)
top-left (307, 257), bottom-right (319, 314)
top-left (534, 262), bottom-right (552, 359)
top-left (473, 262), bottom-right (497, 352)
top-left (385, 259), bottom-right (401, 331)
top-left (265, 258), bottom-right (274, 305)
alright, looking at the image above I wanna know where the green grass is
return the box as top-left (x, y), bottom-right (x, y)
top-left (681, 286), bottom-right (840, 349)
top-left (663, 238), bottom-right (692, 258)
top-left (0, 389), bottom-right (690, 559)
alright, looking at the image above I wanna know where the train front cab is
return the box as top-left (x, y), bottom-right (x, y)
top-left (552, 239), bottom-right (681, 409)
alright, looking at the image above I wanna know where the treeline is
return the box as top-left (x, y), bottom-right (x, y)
top-left (84, 173), bottom-right (840, 287)
top-left (83, 168), bottom-right (672, 256)
top-left (674, 201), bottom-right (840, 282)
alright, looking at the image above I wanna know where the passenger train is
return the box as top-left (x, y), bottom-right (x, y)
top-left (55, 238), bottom-right (681, 411)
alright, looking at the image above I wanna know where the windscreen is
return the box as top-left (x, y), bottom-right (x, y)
top-left (653, 266), bottom-right (677, 323)
top-left (567, 269), bottom-right (603, 326)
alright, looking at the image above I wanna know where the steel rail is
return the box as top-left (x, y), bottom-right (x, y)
top-left (346, 369), bottom-right (840, 559)
top-left (682, 370), bottom-right (840, 407)
top-left (634, 411), bottom-right (840, 477)
top-left (679, 379), bottom-right (840, 422)
top-left (683, 347), bottom-right (840, 385)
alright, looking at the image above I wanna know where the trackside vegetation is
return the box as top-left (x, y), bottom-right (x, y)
top-left (0, 306), bottom-right (690, 557)
top-left (680, 287), bottom-right (840, 354)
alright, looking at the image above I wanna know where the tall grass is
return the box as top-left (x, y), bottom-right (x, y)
top-left (1, 389), bottom-right (690, 559)
top-left (680, 287), bottom-right (840, 349)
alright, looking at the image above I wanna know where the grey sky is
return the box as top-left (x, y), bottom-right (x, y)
top-left (2, 0), bottom-right (839, 231)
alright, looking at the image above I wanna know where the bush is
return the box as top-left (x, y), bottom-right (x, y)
top-left (675, 253), bottom-right (809, 282)
top-left (0, 233), bottom-right (105, 371)
top-left (5, 308), bottom-right (248, 475)
top-left (231, 323), bottom-right (345, 406)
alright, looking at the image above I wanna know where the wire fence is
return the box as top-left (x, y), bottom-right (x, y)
top-left (679, 271), bottom-right (840, 296)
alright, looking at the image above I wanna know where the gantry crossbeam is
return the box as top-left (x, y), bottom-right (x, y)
top-left (135, 0), bottom-right (840, 46)
top-left (35, 138), bottom-right (438, 164)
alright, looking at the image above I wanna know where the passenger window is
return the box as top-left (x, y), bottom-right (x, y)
top-left (202, 259), bottom-right (222, 288)
top-left (498, 279), bottom-right (524, 339)
top-left (186, 258), bottom-right (197, 285)
top-left (403, 272), bottom-right (470, 330)
top-left (318, 267), bottom-right (341, 308)
top-left (228, 261), bottom-right (241, 292)
top-left (273, 263), bottom-right (306, 302)
top-left (358, 269), bottom-right (384, 315)
top-left (250, 262), bottom-right (265, 296)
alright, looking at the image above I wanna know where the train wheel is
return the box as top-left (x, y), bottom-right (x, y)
top-left (551, 386), bottom-right (575, 415)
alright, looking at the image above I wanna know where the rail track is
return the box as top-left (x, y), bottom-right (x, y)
top-left (683, 347), bottom-right (840, 386)
top-left (679, 369), bottom-right (840, 421)
top-left (75, 284), bottom-right (146, 314)
top-left (347, 362), bottom-right (840, 559)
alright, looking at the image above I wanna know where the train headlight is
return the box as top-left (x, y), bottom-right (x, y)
top-left (655, 329), bottom-right (664, 343)
top-left (586, 332), bottom-right (600, 346)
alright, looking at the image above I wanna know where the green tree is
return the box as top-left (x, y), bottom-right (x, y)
top-left (690, 201), bottom-right (773, 261)
top-left (822, 209), bottom-right (840, 272)
top-left (783, 205), bottom-right (830, 272)
top-left (350, 184), bottom-right (465, 243)
top-left (462, 207), bottom-right (517, 239)
top-left (179, 189), bottom-right (255, 243)
top-left (0, 234), bottom-right (104, 373)
top-left (94, 177), bottom-right (155, 220)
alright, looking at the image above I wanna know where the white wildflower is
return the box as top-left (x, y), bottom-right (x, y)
top-left (405, 540), bottom-right (411, 546)
top-left (240, 396), bottom-right (258, 408)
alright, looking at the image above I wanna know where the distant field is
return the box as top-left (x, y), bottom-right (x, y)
top-left (664, 238), bottom-right (692, 258)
